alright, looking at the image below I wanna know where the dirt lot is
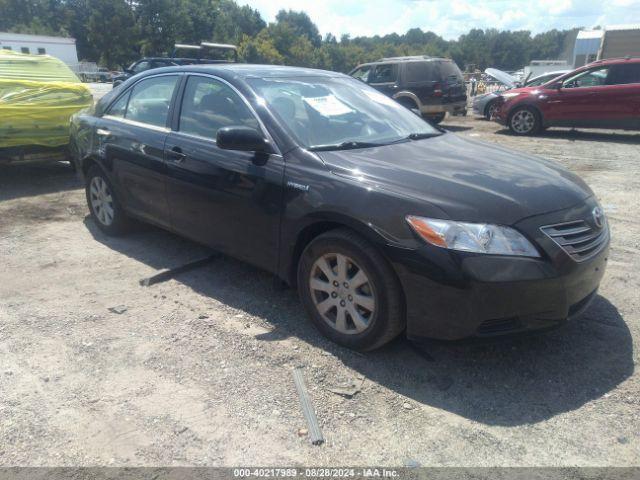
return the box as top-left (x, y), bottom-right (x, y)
top-left (0, 114), bottom-right (638, 467)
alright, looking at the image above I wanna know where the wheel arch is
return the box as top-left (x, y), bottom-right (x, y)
top-left (284, 213), bottom-right (394, 287)
top-left (507, 102), bottom-right (545, 126)
top-left (392, 91), bottom-right (422, 110)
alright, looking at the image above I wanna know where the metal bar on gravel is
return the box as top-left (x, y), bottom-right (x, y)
top-left (139, 254), bottom-right (219, 287)
top-left (292, 367), bottom-right (324, 446)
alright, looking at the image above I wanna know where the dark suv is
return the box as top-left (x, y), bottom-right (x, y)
top-left (349, 56), bottom-right (467, 123)
top-left (112, 43), bottom-right (238, 88)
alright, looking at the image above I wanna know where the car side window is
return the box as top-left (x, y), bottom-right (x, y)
top-left (106, 91), bottom-right (130, 118)
top-left (131, 61), bottom-right (150, 74)
top-left (351, 66), bottom-right (372, 83)
top-left (370, 64), bottom-right (398, 84)
top-left (563, 67), bottom-right (609, 88)
top-left (125, 75), bottom-right (179, 127)
top-left (606, 64), bottom-right (640, 85)
top-left (178, 76), bottom-right (260, 140)
top-left (405, 62), bottom-right (434, 83)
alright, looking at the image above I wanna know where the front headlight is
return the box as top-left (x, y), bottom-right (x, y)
top-left (406, 216), bottom-right (540, 257)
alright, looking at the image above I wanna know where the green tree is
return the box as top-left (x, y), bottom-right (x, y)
top-left (86, 0), bottom-right (136, 68)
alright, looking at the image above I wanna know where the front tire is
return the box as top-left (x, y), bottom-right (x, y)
top-left (484, 100), bottom-right (499, 120)
top-left (297, 228), bottom-right (405, 351)
top-left (508, 106), bottom-right (541, 135)
top-left (85, 165), bottom-right (130, 235)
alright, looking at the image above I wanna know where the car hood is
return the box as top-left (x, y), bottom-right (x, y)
top-left (316, 133), bottom-right (593, 225)
top-left (485, 68), bottom-right (517, 88)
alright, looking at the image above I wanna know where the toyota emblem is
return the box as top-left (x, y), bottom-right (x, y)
top-left (592, 207), bottom-right (605, 229)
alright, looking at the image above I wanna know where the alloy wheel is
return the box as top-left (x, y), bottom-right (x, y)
top-left (89, 176), bottom-right (115, 226)
top-left (487, 102), bottom-right (499, 119)
top-left (511, 109), bottom-right (535, 134)
top-left (309, 253), bottom-right (376, 335)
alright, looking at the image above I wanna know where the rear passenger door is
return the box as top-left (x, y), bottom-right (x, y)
top-left (163, 74), bottom-right (285, 272)
top-left (604, 63), bottom-right (640, 129)
top-left (98, 74), bottom-right (180, 226)
top-left (403, 61), bottom-right (437, 106)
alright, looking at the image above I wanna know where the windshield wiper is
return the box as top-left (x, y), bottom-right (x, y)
top-left (406, 132), bottom-right (443, 140)
top-left (308, 141), bottom-right (384, 152)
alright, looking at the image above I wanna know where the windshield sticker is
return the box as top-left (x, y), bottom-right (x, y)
top-left (362, 89), bottom-right (398, 106)
top-left (303, 95), bottom-right (353, 116)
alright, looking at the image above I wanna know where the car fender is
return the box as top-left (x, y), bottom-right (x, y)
top-left (281, 210), bottom-right (404, 286)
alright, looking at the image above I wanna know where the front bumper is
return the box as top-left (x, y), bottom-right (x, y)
top-left (385, 204), bottom-right (610, 340)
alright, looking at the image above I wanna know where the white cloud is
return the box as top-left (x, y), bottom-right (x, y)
top-left (241, 0), bottom-right (640, 39)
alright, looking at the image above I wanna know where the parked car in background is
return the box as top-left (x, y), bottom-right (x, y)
top-left (494, 57), bottom-right (640, 135)
top-left (473, 69), bottom-right (570, 120)
top-left (0, 50), bottom-right (92, 165)
top-left (112, 43), bottom-right (238, 88)
top-left (349, 56), bottom-right (467, 123)
top-left (71, 64), bottom-right (608, 350)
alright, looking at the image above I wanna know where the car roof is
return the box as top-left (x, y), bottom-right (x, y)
top-left (136, 63), bottom-right (346, 80)
top-left (585, 56), bottom-right (640, 67)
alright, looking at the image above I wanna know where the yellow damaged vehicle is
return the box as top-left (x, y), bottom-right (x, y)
top-left (0, 50), bottom-right (93, 166)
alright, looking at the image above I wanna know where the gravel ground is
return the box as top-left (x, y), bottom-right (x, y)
top-left (0, 113), bottom-right (638, 467)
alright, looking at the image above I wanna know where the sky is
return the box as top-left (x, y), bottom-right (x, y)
top-left (240, 0), bottom-right (640, 40)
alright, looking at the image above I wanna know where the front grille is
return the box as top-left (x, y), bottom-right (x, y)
top-left (541, 220), bottom-right (608, 262)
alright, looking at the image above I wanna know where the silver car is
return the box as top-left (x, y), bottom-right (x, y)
top-left (472, 69), bottom-right (570, 120)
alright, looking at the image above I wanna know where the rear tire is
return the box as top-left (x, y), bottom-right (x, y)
top-left (425, 112), bottom-right (446, 124)
top-left (396, 97), bottom-right (420, 115)
top-left (508, 106), bottom-right (541, 135)
top-left (297, 228), bottom-right (405, 351)
top-left (85, 165), bottom-right (130, 235)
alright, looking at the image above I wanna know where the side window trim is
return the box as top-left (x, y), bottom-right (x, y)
top-left (102, 72), bottom-right (183, 130)
top-left (563, 67), bottom-right (609, 89)
top-left (172, 73), bottom-right (280, 154)
top-left (103, 89), bottom-right (131, 118)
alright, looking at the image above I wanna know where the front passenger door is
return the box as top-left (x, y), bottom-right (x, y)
top-left (368, 63), bottom-right (399, 98)
top-left (164, 75), bottom-right (285, 272)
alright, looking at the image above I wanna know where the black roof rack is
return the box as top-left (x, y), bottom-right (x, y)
top-left (375, 55), bottom-right (450, 63)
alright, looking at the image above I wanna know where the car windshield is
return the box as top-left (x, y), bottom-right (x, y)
top-left (247, 76), bottom-right (441, 150)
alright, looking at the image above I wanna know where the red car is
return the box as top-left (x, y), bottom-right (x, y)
top-left (494, 57), bottom-right (640, 135)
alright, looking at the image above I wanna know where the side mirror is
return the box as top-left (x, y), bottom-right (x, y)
top-left (548, 81), bottom-right (563, 90)
top-left (123, 68), bottom-right (133, 75)
top-left (217, 126), bottom-right (270, 153)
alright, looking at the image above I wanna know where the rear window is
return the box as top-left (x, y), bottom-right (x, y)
top-left (437, 61), bottom-right (464, 82)
top-left (607, 64), bottom-right (640, 85)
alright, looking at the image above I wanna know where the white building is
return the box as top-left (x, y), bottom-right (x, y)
top-left (573, 30), bottom-right (604, 68)
top-left (0, 32), bottom-right (78, 65)
top-left (598, 24), bottom-right (640, 60)
top-left (524, 60), bottom-right (570, 79)
top-left (572, 24), bottom-right (640, 67)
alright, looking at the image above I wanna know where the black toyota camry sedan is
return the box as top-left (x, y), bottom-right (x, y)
top-left (70, 64), bottom-right (609, 351)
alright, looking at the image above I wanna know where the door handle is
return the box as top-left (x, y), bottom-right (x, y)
top-left (96, 128), bottom-right (111, 137)
top-left (166, 146), bottom-right (186, 163)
